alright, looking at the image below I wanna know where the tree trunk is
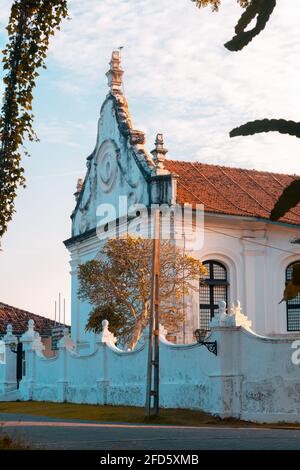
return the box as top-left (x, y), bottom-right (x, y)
top-left (129, 302), bottom-right (148, 350)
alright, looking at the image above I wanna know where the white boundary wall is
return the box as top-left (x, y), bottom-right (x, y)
top-left (1, 303), bottom-right (300, 423)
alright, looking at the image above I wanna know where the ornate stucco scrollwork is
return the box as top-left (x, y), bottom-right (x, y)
top-left (97, 140), bottom-right (119, 193)
top-left (130, 129), bottom-right (145, 145)
top-left (117, 153), bottom-right (144, 206)
top-left (79, 209), bottom-right (88, 234)
top-left (127, 181), bottom-right (144, 207)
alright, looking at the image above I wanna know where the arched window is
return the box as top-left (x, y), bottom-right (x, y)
top-left (199, 260), bottom-right (229, 331)
top-left (286, 262), bottom-right (300, 331)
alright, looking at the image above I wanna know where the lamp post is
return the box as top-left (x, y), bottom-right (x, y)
top-left (145, 209), bottom-right (160, 417)
top-left (194, 329), bottom-right (217, 356)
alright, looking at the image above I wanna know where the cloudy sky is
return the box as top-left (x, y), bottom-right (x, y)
top-left (0, 0), bottom-right (300, 322)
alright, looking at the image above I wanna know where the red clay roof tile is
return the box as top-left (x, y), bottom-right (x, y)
top-left (0, 302), bottom-right (62, 337)
top-left (164, 160), bottom-right (300, 225)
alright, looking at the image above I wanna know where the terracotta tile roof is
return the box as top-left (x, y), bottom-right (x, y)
top-left (0, 302), bottom-right (61, 337)
top-left (164, 160), bottom-right (300, 226)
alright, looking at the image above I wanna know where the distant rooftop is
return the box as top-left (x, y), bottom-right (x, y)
top-left (0, 302), bottom-right (65, 337)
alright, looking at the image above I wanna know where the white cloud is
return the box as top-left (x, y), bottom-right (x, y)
top-left (45, 0), bottom-right (300, 174)
top-left (0, 0), bottom-right (11, 26)
top-left (1, 1), bottom-right (300, 174)
top-left (36, 118), bottom-right (95, 147)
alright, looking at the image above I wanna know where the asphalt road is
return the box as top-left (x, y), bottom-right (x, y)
top-left (1, 413), bottom-right (300, 450)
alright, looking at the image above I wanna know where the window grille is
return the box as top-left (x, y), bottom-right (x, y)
top-left (286, 262), bottom-right (300, 331)
top-left (199, 260), bottom-right (228, 331)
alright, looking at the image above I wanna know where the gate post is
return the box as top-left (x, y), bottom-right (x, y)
top-left (209, 300), bottom-right (251, 419)
top-left (0, 324), bottom-right (18, 394)
top-left (19, 320), bottom-right (36, 400)
top-left (95, 320), bottom-right (117, 405)
top-left (56, 328), bottom-right (70, 402)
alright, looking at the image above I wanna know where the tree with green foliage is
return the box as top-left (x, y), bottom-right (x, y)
top-left (0, 0), bottom-right (68, 239)
top-left (78, 236), bottom-right (207, 350)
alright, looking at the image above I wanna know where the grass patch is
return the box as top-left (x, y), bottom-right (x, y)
top-left (0, 401), bottom-right (300, 428)
top-left (0, 401), bottom-right (299, 428)
top-left (0, 401), bottom-right (251, 427)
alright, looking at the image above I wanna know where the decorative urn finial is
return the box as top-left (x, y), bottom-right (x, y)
top-left (74, 178), bottom-right (83, 201)
top-left (151, 133), bottom-right (168, 170)
top-left (106, 50), bottom-right (124, 95)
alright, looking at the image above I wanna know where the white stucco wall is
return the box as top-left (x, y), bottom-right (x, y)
top-left (1, 313), bottom-right (298, 423)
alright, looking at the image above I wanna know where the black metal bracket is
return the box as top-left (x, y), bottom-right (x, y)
top-left (199, 340), bottom-right (217, 356)
top-left (194, 329), bottom-right (217, 356)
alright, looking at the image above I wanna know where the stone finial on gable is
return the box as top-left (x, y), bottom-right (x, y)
top-left (151, 133), bottom-right (168, 166)
top-left (106, 50), bottom-right (124, 95)
top-left (151, 133), bottom-right (169, 176)
top-left (74, 178), bottom-right (83, 201)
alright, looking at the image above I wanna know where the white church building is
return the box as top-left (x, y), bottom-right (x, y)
top-left (66, 50), bottom-right (300, 348)
top-left (1, 51), bottom-right (300, 423)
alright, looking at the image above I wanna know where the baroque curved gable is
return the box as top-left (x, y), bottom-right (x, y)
top-left (72, 94), bottom-right (154, 237)
top-left (69, 51), bottom-right (173, 240)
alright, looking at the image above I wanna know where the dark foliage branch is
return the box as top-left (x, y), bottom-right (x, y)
top-left (270, 180), bottom-right (300, 221)
top-left (235, 0), bottom-right (261, 33)
top-left (193, 1), bottom-right (299, 222)
top-left (0, 0), bottom-right (68, 239)
top-left (192, 1), bottom-right (276, 51)
top-left (225, 0), bottom-right (276, 51)
top-left (230, 119), bottom-right (300, 139)
top-left (230, 119), bottom-right (300, 220)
